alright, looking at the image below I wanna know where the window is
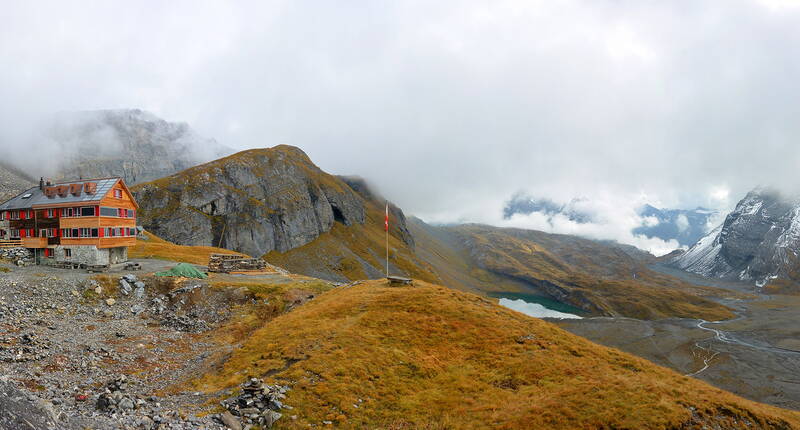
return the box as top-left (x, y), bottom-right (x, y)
top-left (114, 189), bottom-right (122, 199)
top-left (71, 228), bottom-right (78, 238)
top-left (127, 209), bottom-right (135, 218)
top-left (100, 207), bottom-right (118, 217)
top-left (65, 249), bottom-right (72, 258)
top-left (10, 229), bottom-right (19, 239)
top-left (10, 211), bottom-right (19, 220)
top-left (27, 229), bottom-right (33, 237)
top-left (47, 209), bottom-right (54, 218)
top-left (81, 206), bottom-right (95, 217)
top-left (40, 229), bottom-right (47, 237)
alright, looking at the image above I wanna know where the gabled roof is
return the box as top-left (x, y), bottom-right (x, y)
top-left (0, 177), bottom-right (122, 211)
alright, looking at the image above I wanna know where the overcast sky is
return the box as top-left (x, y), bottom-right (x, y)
top-left (1, 0), bottom-right (799, 254)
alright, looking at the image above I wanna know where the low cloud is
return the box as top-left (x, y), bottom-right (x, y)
top-left (0, 0), bottom-right (799, 249)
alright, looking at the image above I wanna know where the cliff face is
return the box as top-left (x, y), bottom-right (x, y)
top-left (671, 188), bottom-right (800, 286)
top-left (134, 146), bottom-right (369, 258)
top-left (0, 162), bottom-right (35, 202)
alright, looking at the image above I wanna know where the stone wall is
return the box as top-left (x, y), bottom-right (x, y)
top-left (108, 247), bottom-right (128, 264)
top-left (53, 246), bottom-right (109, 266)
top-left (208, 254), bottom-right (267, 273)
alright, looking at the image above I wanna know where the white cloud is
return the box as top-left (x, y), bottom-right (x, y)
top-left (497, 191), bottom-right (682, 256)
top-left (0, 0), bottom-right (799, 243)
top-left (676, 214), bottom-right (690, 232)
top-left (642, 216), bottom-right (660, 227)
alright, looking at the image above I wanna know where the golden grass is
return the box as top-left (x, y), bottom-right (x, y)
top-left (129, 232), bottom-right (245, 265)
top-left (191, 280), bottom-right (800, 429)
top-left (444, 225), bottom-right (738, 320)
top-left (265, 201), bottom-right (440, 283)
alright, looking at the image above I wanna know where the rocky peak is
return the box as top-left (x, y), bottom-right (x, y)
top-left (671, 188), bottom-right (800, 285)
top-left (134, 146), bottom-right (368, 257)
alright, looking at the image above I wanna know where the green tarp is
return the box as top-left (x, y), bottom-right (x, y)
top-left (155, 263), bottom-right (208, 279)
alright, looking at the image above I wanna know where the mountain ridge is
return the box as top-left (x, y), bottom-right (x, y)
top-left (671, 188), bottom-right (800, 287)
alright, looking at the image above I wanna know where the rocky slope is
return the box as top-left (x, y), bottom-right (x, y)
top-left (0, 162), bottom-right (34, 202)
top-left (134, 147), bottom-right (427, 282)
top-left (43, 109), bottom-right (230, 184)
top-left (671, 188), bottom-right (800, 286)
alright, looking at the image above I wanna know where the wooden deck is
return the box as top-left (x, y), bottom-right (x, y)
top-left (0, 240), bottom-right (23, 249)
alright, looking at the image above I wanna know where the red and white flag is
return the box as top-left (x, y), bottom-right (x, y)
top-left (384, 203), bottom-right (389, 231)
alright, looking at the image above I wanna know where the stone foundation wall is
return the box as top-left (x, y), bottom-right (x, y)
top-left (53, 246), bottom-right (109, 266)
top-left (108, 247), bottom-right (128, 264)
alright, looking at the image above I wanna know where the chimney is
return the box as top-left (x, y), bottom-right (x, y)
top-left (39, 177), bottom-right (44, 191)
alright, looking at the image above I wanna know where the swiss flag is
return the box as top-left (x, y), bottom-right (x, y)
top-left (384, 203), bottom-right (389, 232)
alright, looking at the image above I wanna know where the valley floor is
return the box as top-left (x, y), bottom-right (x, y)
top-left (556, 263), bottom-right (800, 411)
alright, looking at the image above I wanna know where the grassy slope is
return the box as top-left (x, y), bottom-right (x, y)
top-left (265, 200), bottom-right (440, 283)
top-left (410, 221), bottom-right (738, 321)
top-left (192, 280), bottom-right (800, 429)
top-left (129, 232), bottom-right (245, 265)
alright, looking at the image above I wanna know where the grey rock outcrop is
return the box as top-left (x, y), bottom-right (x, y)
top-left (0, 162), bottom-right (34, 203)
top-left (135, 146), bottom-right (367, 257)
top-left (671, 188), bottom-right (800, 285)
top-left (46, 109), bottom-right (231, 185)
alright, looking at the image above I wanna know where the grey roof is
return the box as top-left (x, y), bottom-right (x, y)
top-left (0, 178), bottom-right (120, 211)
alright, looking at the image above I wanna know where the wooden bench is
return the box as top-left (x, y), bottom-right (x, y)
top-left (387, 276), bottom-right (413, 286)
top-left (86, 265), bottom-right (109, 273)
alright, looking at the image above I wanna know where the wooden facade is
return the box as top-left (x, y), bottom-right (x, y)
top-left (0, 177), bottom-right (138, 262)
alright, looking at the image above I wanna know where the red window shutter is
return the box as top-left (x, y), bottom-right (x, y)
top-left (99, 228), bottom-right (104, 238)
top-left (20, 211), bottom-right (25, 220)
top-left (20, 230), bottom-right (26, 238)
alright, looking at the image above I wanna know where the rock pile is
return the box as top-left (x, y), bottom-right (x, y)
top-left (96, 375), bottom-right (146, 414)
top-left (119, 274), bottom-right (146, 298)
top-left (0, 247), bottom-right (33, 265)
top-left (219, 378), bottom-right (289, 429)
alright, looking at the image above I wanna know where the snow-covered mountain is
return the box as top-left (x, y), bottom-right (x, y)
top-left (633, 204), bottom-right (717, 247)
top-left (671, 188), bottom-right (800, 286)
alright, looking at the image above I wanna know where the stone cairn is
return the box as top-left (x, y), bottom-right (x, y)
top-left (219, 378), bottom-right (289, 429)
top-left (208, 254), bottom-right (268, 273)
top-left (96, 375), bottom-right (145, 414)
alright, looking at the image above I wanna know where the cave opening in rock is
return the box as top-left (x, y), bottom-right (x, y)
top-left (331, 205), bottom-right (346, 224)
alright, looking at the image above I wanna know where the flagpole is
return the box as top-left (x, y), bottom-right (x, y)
top-left (385, 201), bottom-right (389, 278)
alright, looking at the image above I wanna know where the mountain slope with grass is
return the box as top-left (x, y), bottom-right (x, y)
top-left (191, 279), bottom-right (800, 429)
top-left (134, 147), bottom-right (438, 282)
top-left (409, 220), bottom-right (738, 320)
